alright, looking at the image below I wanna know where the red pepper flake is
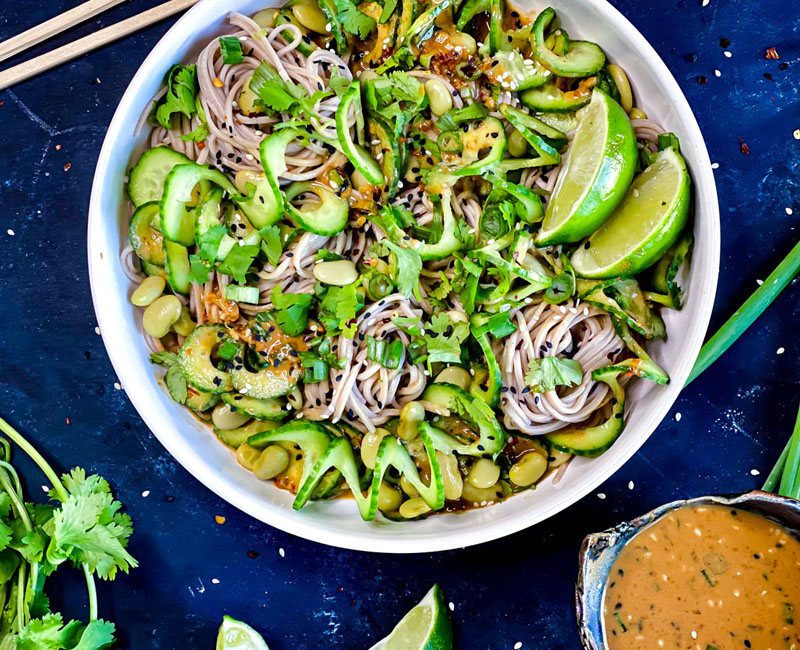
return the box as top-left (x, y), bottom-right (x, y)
top-left (336, 586), bottom-right (344, 592)
top-left (697, 75), bottom-right (708, 84)
top-left (65, 417), bottom-right (71, 425)
top-left (765, 47), bottom-right (780, 60)
top-left (0, 100), bottom-right (5, 107)
top-left (247, 550), bottom-right (259, 559)
top-left (197, 141), bottom-right (206, 150)
top-left (55, 144), bottom-right (62, 151)
top-left (63, 162), bottom-right (72, 172)
top-left (719, 37), bottom-right (730, 48)
top-left (740, 142), bottom-right (750, 154)
top-left (214, 515), bottom-right (226, 524)
top-left (779, 62), bottom-right (789, 71)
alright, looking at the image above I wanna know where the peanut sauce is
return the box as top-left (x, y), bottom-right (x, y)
top-left (603, 505), bottom-right (800, 650)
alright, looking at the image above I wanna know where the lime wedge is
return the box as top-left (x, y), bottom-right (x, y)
top-left (369, 585), bottom-right (453, 650)
top-left (571, 147), bottom-right (691, 278)
top-left (536, 89), bottom-right (637, 246)
top-left (216, 616), bottom-right (270, 650)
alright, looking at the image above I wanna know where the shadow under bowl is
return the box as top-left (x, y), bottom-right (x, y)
top-left (575, 490), bottom-right (800, 650)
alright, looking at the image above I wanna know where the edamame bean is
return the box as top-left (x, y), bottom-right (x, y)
top-left (287, 387), bottom-right (304, 411)
top-left (509, 452), bottom-right (548, 487)
top-left (628, 107), bottom-right (647, 120)
top-left (461, 481), bottom-right (504, 505)
top-left (399, 475), bottom-right (420, 497)
top-left (377, 482), bottom-right (403, 511)
top-left (425, 79), bottom-right (454, 117)
top-left (252, 8), bottom-right (278, 27)
top-left (313, 260), bottom-right (358, 286)
top-left (399, 496), bottom-right (431, 519)
top-left (172, 307), bottom-right (196, 336)
top-left (435, 366), bottom-right (471, 392)
top-left (235, 443), bottom-right (261, 470)
top-left (142, 295), bottom-right (182, 339)
top-left (361, 428), bottom-right (389, 469)
top-left (445, 309), bottom-right (469, 324)
top-left (212, 402), bottom-right (252, 430)
top-left (548, 447), bottom-right (572, 468)
top-left (235, 168), bottom-right (265, 193)
top-left (131, 276), bottom-right (165, 307)
top-left (437, 451), bottom-right (463, 500)
top-left (237, 77), bottom-right (263, 116)
top-left (507, 129), bottom-right (529, 158)
top-left (467, 458), bottom-right (500, 489)
top-left (253, 445), bottom-right (290, 480)
top-left (397, 401), bottom-right (425, 441)
top-left (606, 64), bottom-right (633, 113)
top-left (292, 0), bottom-right (328, 33)
top-left (367, 273), bottom-right (393, 301)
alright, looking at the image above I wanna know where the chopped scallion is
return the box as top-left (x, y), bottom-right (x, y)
top-left (219, 36), bottom-right (244, 65)
top-left (225, 284), bottom-right (260, 304)
top-left (217, 340), bottom-right (239, 361)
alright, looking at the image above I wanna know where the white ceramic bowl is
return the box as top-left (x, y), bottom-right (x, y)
top-left (87, 0), bottom-right (720, 553)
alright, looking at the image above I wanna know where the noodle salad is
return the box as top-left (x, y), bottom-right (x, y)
top-left (122, 0), bottom-right (693, 521)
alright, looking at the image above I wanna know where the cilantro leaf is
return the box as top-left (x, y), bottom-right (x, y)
top-left (334, 0), bottom-right (376, 39)
top-left (218, 244), bottom-right (260, 283)
top-left (424, 313), bottom-right (469, 367)
top-left (391, 316), bottom-right (424, 336)
top-left (249, 62), bottom-right (332, 118)
top-left (319, 283), bottom-right (363, 337)
top-left (188, 254), bottom-right (213, 285)
top-left (154, 65), bottom-right (198, 129)
top-left (149, 351), bottom-right (188, 404)
top-left (219, 36), bottom-right (244, 64)
top-left (315, 249), bottom-right (344, 262)
top-left (383, 240), bottom-right (422, 300)
top-left (179, 123), bottom-right (208, 142)
top-left (524, 357), bottom-right (583, 393)
top-left (71, 620), bottom-right (116, 650)
top-left (271, 287), bottom-right (314, 336)
top-left (259, 225), bottom-right (283, 267)
top-left (16, 615), bottom-right (115, 650)
top-left (329, 70), bottom-right (351, 97)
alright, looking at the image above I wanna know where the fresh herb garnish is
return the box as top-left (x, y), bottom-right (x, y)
top-left (154, 64), bottom-right (198, 129)
top-left (219, 36), bottom-right (244, 64)
top-left (150, 351), bottom-right (188, 404)
top-left (0, 417), bottom-right (137, 649)
top-left (318, 283), bottom-right (363, 337)
top-left (180, 123), bottom-right (209, 142)
top-left (249, 62), bottom-right (331, 117)
top-left (259, 225), bottom-right (283, 267)
top-left (423, 313), bottom-right (469, 368)
top-left (524, 357), bottom-right (583, 393)
top-left (334, 0), bottom-right (376, 39)
top-left (270, 287), bottom-right (314, 337)
top-left (382, 240), bottom-right (422, 300)
top-left (472, 311), bottom-right (517, 339)
top-left (218, 244), bottom-right (260, 283)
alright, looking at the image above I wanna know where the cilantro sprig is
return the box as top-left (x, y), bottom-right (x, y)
top-left (0, 417), bottom-right (136, 649)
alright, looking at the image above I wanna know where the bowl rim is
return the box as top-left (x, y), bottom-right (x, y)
top-left (86, 0), bottom-right (720, 553)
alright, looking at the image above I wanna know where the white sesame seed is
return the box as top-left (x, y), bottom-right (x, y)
top-left (278, 548), bottom-right (285, 557)
top-left (448, 602), bottom-right (455, 611)
top-left (142, 490), bottom-right (150, 497)
top-left (514, 643), bottom-right (523, 650)
top-left (777, 347), bottom-right (785, 354)
top-left (628, 481), bottom-right (635, 490)
top-left (794, 129), bottom-right (800, 140)
top-left (114, 382), bottom-right (122, 390)
top-left (675, 412), bottom-right (682, 422)
top-left (786, 208), bottom-right (793, 215)
top-left (723, 51), bottom-right (732, 58)
top-left (711, 162), bottom-right (719, 169)
top-left (757, 279), bottom-right (764, 285)
top-left (597, 493), bottom-right (606, 500)
top-left (750, 469), bottom-right (760, 476)
top-left (691, 631), bottom-right (698, 640)
top-left (94, 326), bottom-right (100, 335)
top-left (6, 229), bottom-right (14, 236)
top-left (714, 69), bottom-right (721, 77)
top-left (211, 578), bottom-right (220, 584)
top-left (42, 485), bottom-right (50, 493)
top-left (702, 0), bottom-right (709, 6)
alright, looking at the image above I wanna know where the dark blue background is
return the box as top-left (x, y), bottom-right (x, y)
top-left (0, 1), bottom-right (798, 647)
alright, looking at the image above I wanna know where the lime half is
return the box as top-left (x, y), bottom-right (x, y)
top-left (369, 585), bottom-right (453, 650)
top-left (571, 147), bottom-right (691, 278)
top-left (216, 616), bottom-right (270, 650)
top-left (536, 89), bottom-right (637, 246)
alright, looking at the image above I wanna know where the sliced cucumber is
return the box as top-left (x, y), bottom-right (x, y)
top-left (452, 117), bottom-right (507, 177)
top-left (127, 146), bottom-right (192, 207)
top-left (215, 419), bottom-right (279, 449)
top-left (221, 393), bottom-right (288, 420)
top-left (163, 240), bottom-right (191, 295)
top-left (129, 202), bottom-right (165, 266)
top-left (284, 181), bottom-right (349, 236)
top-left (229, 343), bottom-right (298, 399)
top-left (234, 174), bottom-right (281, 229)
top-left (178, 324), bottom-right (234, 394)
top-left (456, 0), bottom-right (489, 30)
top-left (470, 332), bottom-right (502, 407)
top-left (421, 382), bottom-right (506, 458)
top-left (520, 82), bottom-right (592, 113)
top-left (196, 188), bottom-right (224, 239)
top-left (160, 163), bottom-right (237, 246)
top-left (368, 118), bottom-right (402, 196)
top-left (417, 190), bottom-right (462, 260)
top-left (531, 8), bottom-right (605, 78)
top-left (486, 51), bottom-right (551, 91)
top-left (186, 389), bottom-right (220, 412)
top-left (141, 261), bottom-right (168, 279)
top-left (259, 128), bottom-right (299, 221)
top-left (336, 84), bottom-right (384, 185)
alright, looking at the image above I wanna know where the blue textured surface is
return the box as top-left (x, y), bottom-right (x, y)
top-left (0, 1), bottom-right (798, 647)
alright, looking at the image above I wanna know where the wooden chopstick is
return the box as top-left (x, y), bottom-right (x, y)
top-left (0, 0), bottom-right (128, 64)
top-left (0, 0), bottom-right (199, 91)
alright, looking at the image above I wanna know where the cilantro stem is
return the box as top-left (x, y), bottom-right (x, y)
top-left (0, 416), bottom-right (99, 622)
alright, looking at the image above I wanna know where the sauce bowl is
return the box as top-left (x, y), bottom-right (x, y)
top-left (576, 490), bottom-right (800, 649)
